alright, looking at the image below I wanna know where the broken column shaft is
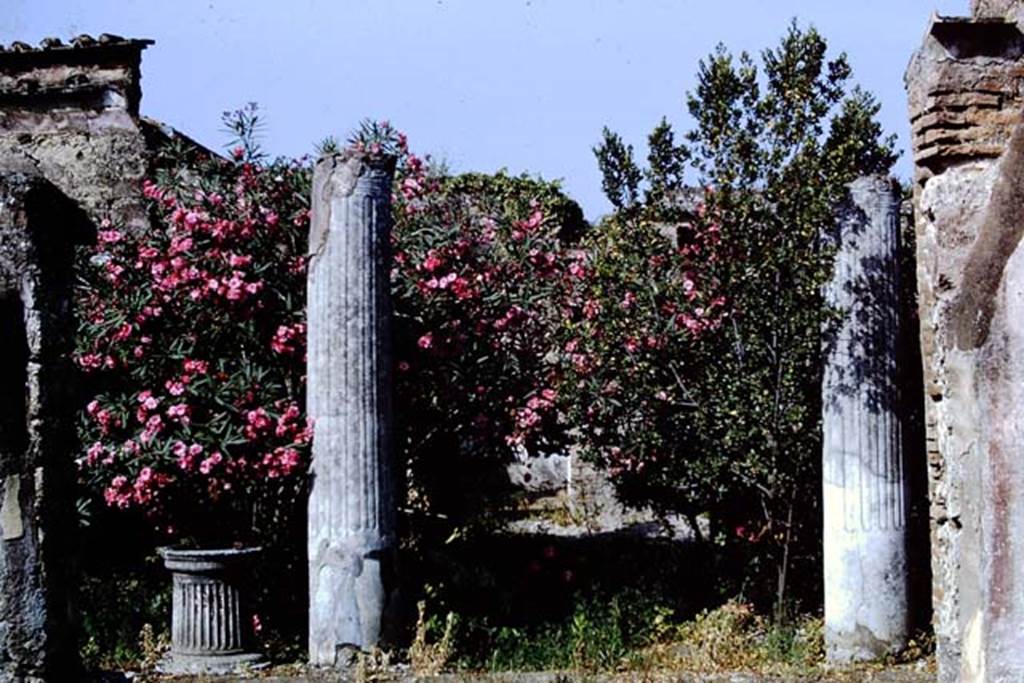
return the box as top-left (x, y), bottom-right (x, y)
top-left (307, 152), bottom-right (397, 665)
top-left (822, 175), bottom-right (910, 662)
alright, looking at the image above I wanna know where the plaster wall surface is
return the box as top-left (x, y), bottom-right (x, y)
top-left (906, 4), bottom-right (1024, 679)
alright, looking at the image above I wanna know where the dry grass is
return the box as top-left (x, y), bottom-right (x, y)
top-left (628, 600), bottom-right (824, 676)
top-left (409, 600), bottom-right (459, 676)
top-left (136, 622), bottom-right (170, 677)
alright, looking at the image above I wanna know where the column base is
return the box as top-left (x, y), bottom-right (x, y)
top-left (158, 651), bottom-right (267, 676)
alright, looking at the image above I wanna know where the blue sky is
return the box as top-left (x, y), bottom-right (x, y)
top-left (7, 1), bottom-right (965, 219)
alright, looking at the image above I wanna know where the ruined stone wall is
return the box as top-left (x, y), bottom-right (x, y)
top-left (972, 0), bottom-right (1024, 18)
top-left (906, 4), bottom-right (1024, 680)
top-left (0, 162), bottom-right (94, 682)
top-left (0, 36), bottom-right (155, 233)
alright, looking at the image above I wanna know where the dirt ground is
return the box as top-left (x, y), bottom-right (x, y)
top-left (135, 661), bottom-right (935, 683)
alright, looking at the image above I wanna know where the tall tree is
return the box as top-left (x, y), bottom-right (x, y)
top-left (592, 22), bottom-right (897, 615)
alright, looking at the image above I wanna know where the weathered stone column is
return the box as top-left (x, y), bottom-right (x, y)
top-left (0, 162), bottom-right (93, 682)
top-left (822, 175), bottom-right (910, 662)
top-left (307, 151), bottom-right (397, 665)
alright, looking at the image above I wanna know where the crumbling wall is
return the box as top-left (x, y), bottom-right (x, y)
top-left (972, 0), bottom-right (1024, 18)
top-left (0, 161), bottom-right (94, 682)
top-left (906, 3), bottom-right (1024, 680)
top-left (0, 36), bottom-right (154, 233)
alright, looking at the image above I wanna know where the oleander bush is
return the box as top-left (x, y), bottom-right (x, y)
top-left (73, 110), bottom-right (590, 664)
top-left (391, 153), bottom-right (586, 523)
top-left (75, 111), bottom-right (588, 543)
top-left (75, 105), bottom-right (312, 547)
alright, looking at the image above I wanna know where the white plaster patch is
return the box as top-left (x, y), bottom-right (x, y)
top-left (962, 609), bottom-right (985, 683)
top-left (0, 474), bottom-right (23, 541)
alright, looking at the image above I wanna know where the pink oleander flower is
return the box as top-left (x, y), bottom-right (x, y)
top-left (78, 354), bottom-right (103, 371)
top-left (228, 253), bottom-right (252, 268)
top-left (86, 442), bottom-right (105, 466)
top-left (270, 323), bottom-right (305, 355)
top-left (111, 323), bottom-right (133, 342)
top-left (437, 272), bottom-right (457, 290)
top-left (199, 451), bottom-right (223, 475)
top-left (138, 391), bottom-right (160, 411)
top-left (183, 359), bottom-right (209, 375)
top-left (166, 403), bottom-right (190, 424)
top-left (421, 252), bottom-right (443, 272)
top-left (244, 408), bottom-right (272, 441)
top-left (104, 476), bottom-right (132, 509)
top-left (141, 414), bottom-right (164, 444)
top-left (98, 229), bottom-right (123, 244)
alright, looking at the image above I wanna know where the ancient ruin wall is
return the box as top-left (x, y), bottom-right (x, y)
top-left (0, 36), bottom-right (154, 233)
top-left (0, 162), bottom-right (94, 682)
top-left (906, 3), bottom-right (1024, 680)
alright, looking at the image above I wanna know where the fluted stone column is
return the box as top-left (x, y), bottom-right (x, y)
top-left (822, 175), bottom-right (910, 662)
top-left (307, 152), bottom-right (397, 665)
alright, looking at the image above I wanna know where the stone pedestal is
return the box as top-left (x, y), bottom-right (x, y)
top-left (822, 175), bottom-right (910, 662)
top-left (158, 547), bottom-right (264, 675)
top-left (307, 152), bottom-right (397, 665)
top-left (0, 164), bottom-right (93, 681)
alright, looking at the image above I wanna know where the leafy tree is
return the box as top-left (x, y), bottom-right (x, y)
top-left (644, 118), bottom-right (689, 211)
top-left (594, 127), bottom-right (642, 212)
top-left (590, 22), bottom-right (897, 615)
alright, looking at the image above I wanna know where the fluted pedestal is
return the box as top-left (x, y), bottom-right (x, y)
top-left (307, 152), bottom-right (397, 665)
top-left (822, 176), bottom-right (910, 662)
top-left (158, 547), bottom-right (264, 675)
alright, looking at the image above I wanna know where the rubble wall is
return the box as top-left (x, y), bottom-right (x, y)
top-left (906, 4), bottom-right (1024, 679)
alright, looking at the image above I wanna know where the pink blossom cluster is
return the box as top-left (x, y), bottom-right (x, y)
top-left (103, 466), bottom-right (172, 510)
top-left (86, 399), bottom-right (119, 434)
top-left (390, 147), bottom-right (582, 456)
top-left (271, 322), bottom-right (306, 356)
top-left (76, 136), bottom-right (313, 542)
top-left (549, 199), bottom-right (731, 487)
top-left (506, 388), bottom-right (558, 446)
